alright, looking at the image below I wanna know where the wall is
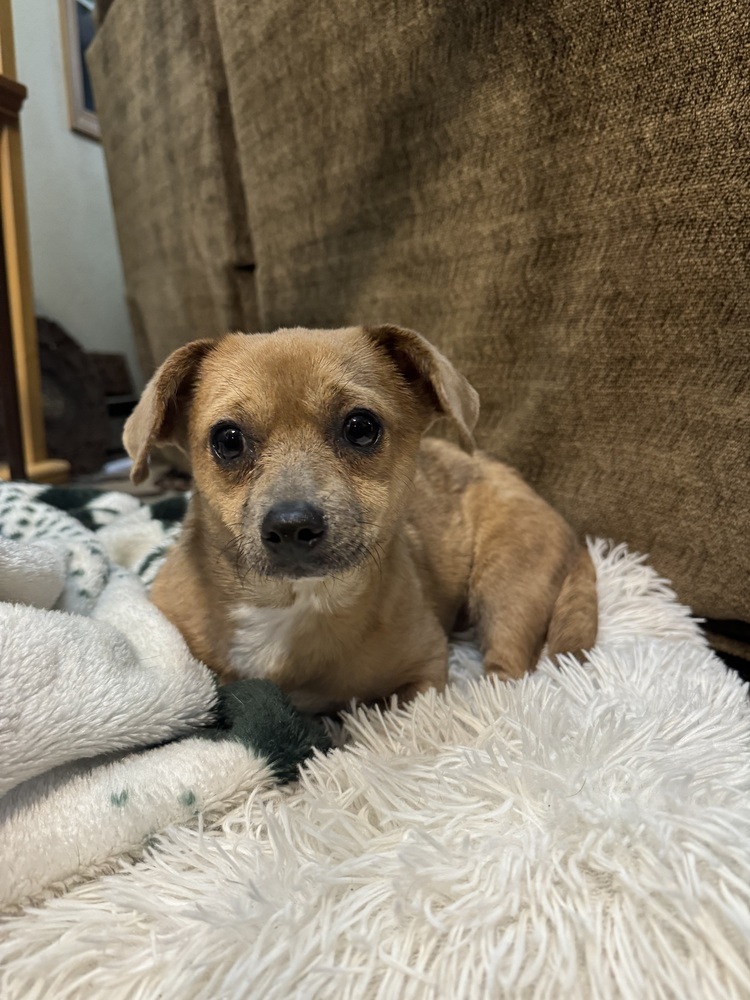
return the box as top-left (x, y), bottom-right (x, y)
top-left (11, 0), bottom-right (141, 388)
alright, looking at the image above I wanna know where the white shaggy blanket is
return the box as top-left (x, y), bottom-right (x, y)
top-left (2, 538), bottom-right (750, 999)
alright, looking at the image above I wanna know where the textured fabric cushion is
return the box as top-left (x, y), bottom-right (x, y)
top-left (213, 0), bottom-right (749, 637)
top-left (90, 0), bottom-right (749, 648)
top-left (88, 0), bottom-right (259, 375)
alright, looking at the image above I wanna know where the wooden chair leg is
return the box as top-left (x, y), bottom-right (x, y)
top-left (0, 200), bottom-right (25, 479)
top-left (0, 0), bottom-right (68, 483)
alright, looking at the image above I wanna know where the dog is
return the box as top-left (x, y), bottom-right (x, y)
top-left (124, 325), bottom-right (598, 713)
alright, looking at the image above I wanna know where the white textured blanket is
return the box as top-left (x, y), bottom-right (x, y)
top-left (2, 523), bottom-right (749, 999)
top-left (0, 485), bottom-right (328, 912)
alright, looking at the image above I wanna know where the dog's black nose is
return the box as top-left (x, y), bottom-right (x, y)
top-left (261, 501), bottom-right (326, 554)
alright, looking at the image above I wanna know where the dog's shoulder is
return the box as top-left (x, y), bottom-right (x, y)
top-left (415, 436), bottom-right (523, 494)
top-left (416, 436), bottom-right (479, 490)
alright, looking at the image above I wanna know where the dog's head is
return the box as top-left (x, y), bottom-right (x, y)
top-left (124, 325), bottom-right (479, 580)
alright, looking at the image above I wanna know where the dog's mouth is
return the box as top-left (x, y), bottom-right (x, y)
top-left (258, 540), bottom-right (370, 581)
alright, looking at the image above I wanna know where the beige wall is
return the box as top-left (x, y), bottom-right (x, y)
top-left (11, 0), bottom-right (141, 388)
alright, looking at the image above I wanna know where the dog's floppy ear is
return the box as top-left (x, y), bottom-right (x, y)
top-left (123, 339), bottom-right (216, 484)
top-left (365, 324), bottom-right (480, 451)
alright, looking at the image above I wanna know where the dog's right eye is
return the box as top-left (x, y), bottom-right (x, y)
top-left (210, 423), bottom-right (245, 462)
top-left (342, 409), bottom-right (382, 450)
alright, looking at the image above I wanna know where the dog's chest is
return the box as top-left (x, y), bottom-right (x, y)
top-left (228, 585), bottom-right (337, 681)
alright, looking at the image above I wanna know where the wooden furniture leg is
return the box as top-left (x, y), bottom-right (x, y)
top-left (0, 0), bottom-right (68, 483)
top-left (0, 196), bottom-right (24, 479)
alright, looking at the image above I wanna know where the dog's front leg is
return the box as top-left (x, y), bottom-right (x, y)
top-left (393, 673), bottom-right (445, 705)
top-left (390, 627), bottom-right (449, 705)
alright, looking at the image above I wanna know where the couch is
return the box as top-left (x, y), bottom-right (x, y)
top-left (89, 0), bottom-right (750, 664)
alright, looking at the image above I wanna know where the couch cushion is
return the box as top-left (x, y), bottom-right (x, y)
top-left (214, 0), bottom-right (749, 640)
top-left (88, 0), bottom-right (259, 375)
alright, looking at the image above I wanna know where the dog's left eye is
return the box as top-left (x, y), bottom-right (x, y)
top-left (342, 409), bottom-right (382, 449)
top-left (210, 423), bottom-right (246, 462)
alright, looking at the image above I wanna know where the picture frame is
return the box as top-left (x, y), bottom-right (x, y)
top-left (59, 0), bottom-right (100, 141)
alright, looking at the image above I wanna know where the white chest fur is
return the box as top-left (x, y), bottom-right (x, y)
top-left (228, 580), bottom-right (345, 681)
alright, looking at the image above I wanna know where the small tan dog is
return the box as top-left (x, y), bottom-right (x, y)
top-left (124, 325), bottom-right (597, 712)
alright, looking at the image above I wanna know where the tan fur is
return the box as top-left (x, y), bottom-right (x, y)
top-left (124, 325), bottom-right (598, 713)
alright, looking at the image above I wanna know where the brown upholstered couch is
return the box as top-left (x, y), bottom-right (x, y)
top-left (90, 0), bottom-right (749, 665)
